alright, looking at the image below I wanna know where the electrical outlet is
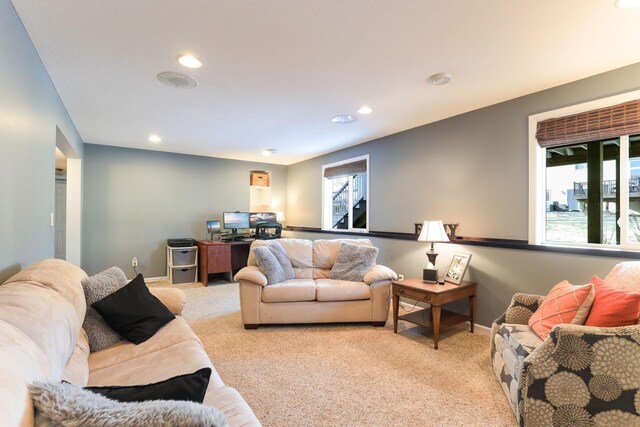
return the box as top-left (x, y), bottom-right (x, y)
top-left (398, 274), bottom-right (404, 281)
top-left (131, 257), bottom-right (138, 267)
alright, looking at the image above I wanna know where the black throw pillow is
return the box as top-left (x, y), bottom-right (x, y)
top-left (92, 273), bottom-right (175, 344)
top-left (83, 367), bottom-right (212, 403)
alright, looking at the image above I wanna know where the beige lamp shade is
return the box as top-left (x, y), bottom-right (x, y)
top-left (276, 211), bottom-right (286, 221)
top-left (417, 220), bottom-right (449, 243)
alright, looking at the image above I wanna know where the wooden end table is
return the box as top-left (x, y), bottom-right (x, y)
top-left (392, 278), bottom-right (477, 349)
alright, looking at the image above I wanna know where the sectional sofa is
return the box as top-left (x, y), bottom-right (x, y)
top-left (0, 259), bottom-right (259, 427)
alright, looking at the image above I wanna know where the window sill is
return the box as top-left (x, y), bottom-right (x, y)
top-left (285, 226), bottom-right (640, 259)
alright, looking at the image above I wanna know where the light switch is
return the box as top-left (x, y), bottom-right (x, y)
top-left (50, 212), bottom-right (54, 227)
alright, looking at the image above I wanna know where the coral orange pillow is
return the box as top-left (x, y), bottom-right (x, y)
top-left (528, 280), bottom-right (595, 340)
top-left (584, 276), bottom-right (640, 327)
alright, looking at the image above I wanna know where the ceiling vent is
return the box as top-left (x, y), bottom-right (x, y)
top-left (157, 72), bottom-right (198, 89)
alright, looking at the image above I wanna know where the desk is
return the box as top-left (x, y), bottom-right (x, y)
top-left (392, 278), bottom-right (476, 349)
top-left (197, 240), bottom-right (252, 285)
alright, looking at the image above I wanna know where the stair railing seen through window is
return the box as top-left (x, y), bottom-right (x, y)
top-left (322, 155), bottom-right (369, 232)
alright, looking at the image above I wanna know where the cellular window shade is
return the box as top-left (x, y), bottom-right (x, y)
top-left (323, 159), bottom-right (367, 178)
top-left (536, 100), bottom-right (640, 148)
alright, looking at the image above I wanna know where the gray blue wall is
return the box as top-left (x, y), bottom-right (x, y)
top-left (286, 62), bottom-right (640, 326)
top-left (82, 144), bottom-right (287, 277)
top-left (0, 0), bottom-right (84, 282)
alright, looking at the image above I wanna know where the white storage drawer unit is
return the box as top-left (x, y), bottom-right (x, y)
top-left (166, 245), bottom-right (198, 285)
top-left (170, 247), bottom-right (197, 266)
top-left (170, 265), bottom-right (197, 284)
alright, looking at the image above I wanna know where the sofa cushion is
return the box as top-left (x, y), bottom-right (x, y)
top-left (499, 323), bottom-right (543, 359)
top-left (61, 329), bottom-right (90, 387)
top-left (330, 242), bottom-right (378, 282)
top-left (88, 316), bottom-right (200, 373)
top-left (294, 267), bottom-right (314, 279)
top-left (604, 261), bottom-right (640, 292)
top-left (0, 320), bottom-right (53, 427)
top-left (528, 280), bottom-right (595, 340)
top-left (312, 239), bottom-right (372, 269)
top-left (88, 316), bottom-right (226, 391)
top-left (315, 279), bottom-right (371, 302)
top-left (89, 338), bottom-right (225, 391)
top-left (0, 282), bottom-right (80, 379)
top-left (248, 239), bottom-right (313, 270)
top-left (3, 258), bottom-right (88, 323)
top-left (261, 279), bottom-right (316, 302)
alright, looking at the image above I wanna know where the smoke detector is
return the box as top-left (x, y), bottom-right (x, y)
top-left (157, 72), bottom-right (198, 89)
top-left (331, 114), bottom-right (358, 124)
top-left (426, 72), bottom-right (452, 86)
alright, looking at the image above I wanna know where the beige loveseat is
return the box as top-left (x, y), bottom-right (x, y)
top-left (0, 259), bottom-right (259, 427)
top-left (234, 238), bottom-right (397, 328)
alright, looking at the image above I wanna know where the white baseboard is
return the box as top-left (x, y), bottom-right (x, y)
top-left (397, 301), bottom-right (490, 336)
top-left (471, 322), bottom-right (491, 336)
top-left (144, 276), bottom-right (166, 283)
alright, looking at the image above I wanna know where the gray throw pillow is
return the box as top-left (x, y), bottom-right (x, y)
top-left (83, 309), bottom-right (124, 351)
top-left (81, 267), bottom-right (128, 351)
top-left (30, 381), bottom-right (228, 427)
top-left (329, 242), bottom-right (378, 282)
top-left (253, 244), bottom-right (295, 285)
top-left (267, 242), bottom-right (295, 279)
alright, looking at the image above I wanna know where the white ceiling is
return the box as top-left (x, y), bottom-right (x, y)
top-left (12, 0), bottom-right (640, 165)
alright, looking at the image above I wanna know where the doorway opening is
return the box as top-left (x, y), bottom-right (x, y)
top-left (54, 147), bottom-right (67, 260)
top-left (55, 127), bottom-right (82, 266)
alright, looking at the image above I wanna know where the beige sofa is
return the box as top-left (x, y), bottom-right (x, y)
top-left (235, 238), bottom-right (397, 328)
top-left (0, 259), bottom-right (259, 427)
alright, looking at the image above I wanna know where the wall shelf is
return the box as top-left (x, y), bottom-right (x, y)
top-left (284, 226), bottom-right (640, 260)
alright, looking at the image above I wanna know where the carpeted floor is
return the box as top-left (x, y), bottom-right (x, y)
top-left (160, 280), bottom-right (516, 426)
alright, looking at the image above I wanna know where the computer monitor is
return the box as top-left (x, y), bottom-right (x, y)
top-left (249, 212), bottom-right (277, 228)
top-left (206, 220), bottom-right (221, 234)
top-left (223, 211), bottom-right (250, 235)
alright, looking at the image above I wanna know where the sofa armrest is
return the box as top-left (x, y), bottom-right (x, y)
top-left (234, 266), bottom-right (267, 286)
top-left (493, 292), bottom-right (545, 326)
top-left (363, 265), bottom-right (397, 285)
top-left (148, 287), bottom-right (186, 315)
top-left (520, 323), bottom-right (640, 423)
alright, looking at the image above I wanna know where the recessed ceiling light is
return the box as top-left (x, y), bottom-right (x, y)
top-left (148, 134), bottom-right (161, 143)
top-left (177, 55), bottom-right (202, 68)
top-left (262, 149), bottom-right (276, 156)
top-left (357, 106), bottom-right (373, 115)
top-left (426, 72), bottom-right (452, 86)
top-left (331, 115), bottom-right (358, 124)
top-left (615, 0), bottom-right (640, 8)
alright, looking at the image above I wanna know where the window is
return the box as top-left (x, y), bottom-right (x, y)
top-left (529, 91), bottom-right (640, 250)
top-left (544, 139), bottom-right (619, 245)
top-left (322, 155), bottom-right (369, 232)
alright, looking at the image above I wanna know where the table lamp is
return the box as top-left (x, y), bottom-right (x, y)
top-left (417, 220), bottom-right (450, 283)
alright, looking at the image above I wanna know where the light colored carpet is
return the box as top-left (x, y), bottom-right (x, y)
top-left (160, 281), bottom-right (516, 427)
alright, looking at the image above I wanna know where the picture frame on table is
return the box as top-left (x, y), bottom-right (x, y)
top-left (444, 253), bottom-right (472, 285)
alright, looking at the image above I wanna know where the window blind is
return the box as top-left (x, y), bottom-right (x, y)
top-left (323, 159), bottom-right (367, 178)
top-left (536, 99), bottom-right (640, 147)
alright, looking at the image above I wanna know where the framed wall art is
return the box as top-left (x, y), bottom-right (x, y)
top-left (444, 253), bottom-right (472, 285)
